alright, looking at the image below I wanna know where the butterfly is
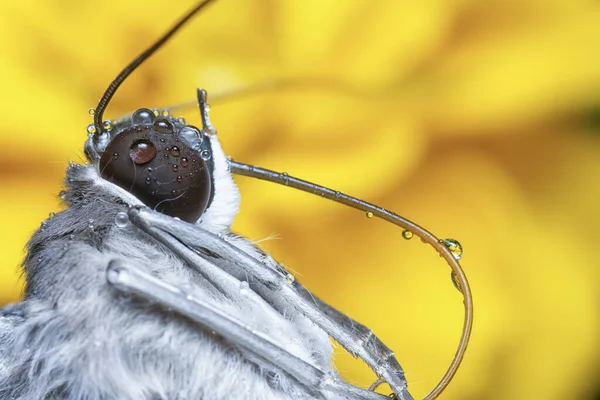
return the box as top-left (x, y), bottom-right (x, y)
top-left (0, 1), bottom-right (472, 399)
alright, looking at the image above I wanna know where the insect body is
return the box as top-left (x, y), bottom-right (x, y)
top-left (0, 2), bottom-right (472, 399)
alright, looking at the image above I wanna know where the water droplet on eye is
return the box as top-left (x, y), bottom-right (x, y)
top-left (239, 281), bottom-right (249, 295)
top-left (153, 119), bottom-right (174, 134)
top-left (201, 150), bottom-right (211, 160)
top-left (402, 230), bottom-right (413, 240)
top-left (131, 108), bottom-right (155, 125)
top-left (170, 146), bottom-right (180, 156)
top-left (177, 116), bottom-right (186, 124)
top-left (176, 175), bottom-right (182, 183)
top-left (88, 108), bottom-right (95, 116)
top-left (129, 140), bottom-right (157, 165)
top-left (172, 164), bottom-right (179, 172)
top-left (114, 212), bottom-right (129, 228)
top-left (285, 273), bottom-right (295, 284)
top-left (181, 157), bottom-right (189, 168)
top-left (179, 125), bottom-right (202, 150)
top-left (161, 110), bottom-right (170, 117)
top-left (86, 124), bottom-right (96, 134)
top-left (442, 238), bottom-right (463, 260)
top-left (450, 272), bottom-right (462, 293)
top-left (48, 212), bottom-right (55, 218)
top-left (102, 120), bottom-right (112, 131)
top-left (366, 211), bottom-right (374, 218)
top-left (152, 109), bottom-right (160, 117)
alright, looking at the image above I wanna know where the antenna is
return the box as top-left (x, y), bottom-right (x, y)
top-left (92, 0), bottom-right (217, 137)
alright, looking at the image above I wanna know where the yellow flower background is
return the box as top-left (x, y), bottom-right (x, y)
top-left (0, 0), bottom-right (599, 398)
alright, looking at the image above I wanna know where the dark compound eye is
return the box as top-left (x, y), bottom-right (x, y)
top-left (99, 119), bottom-right (212, 223)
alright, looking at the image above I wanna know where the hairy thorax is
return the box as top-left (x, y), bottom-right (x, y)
top-left (0, 164), bottom-right (334, 400)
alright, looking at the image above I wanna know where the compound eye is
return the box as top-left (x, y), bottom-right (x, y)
top-left (99, 124), bottom-right (212, 222)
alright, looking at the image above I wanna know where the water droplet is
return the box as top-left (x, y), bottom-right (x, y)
top-left (112, 152), bottom-right (119, 160)
top-left (88, 219), bottom-right (95, 229)
top-left (131, 108), bottom-right (155, 125)
top-left (402, 230), bottom-right (413, 240)
top-left (176, 175), bottom-right (182, 183)
top-left (102, 120), bottom-right (112, 131)
top-left (172, 164), bottom-right (179, 172)
top-left (129, 140), bottom-right (157, 165)
top-left (201, 150), bottom-right (211, 160)
top-left (147, 167), bottom-right (153, 172)
top-left (68, 234), bottom-right (75, 240)
top-left (177, 116), bottom-right (186, 124)
top-left (366, 211), bottom-right (374, 218)
top-left (88, 108), bottom-right (95, 116)
top-left (285, 273), bottom-right (295, 284)
top-left (86, 124), bottom-right (96, 134)
top-left (161, 110), bottom-right (170, 117)
top-left (153, 118), bottom-right (174, 134)
top-left (170, 146), bottom-right (180, 157)
top-left (179, 125), bottom-right (202, 150)
top-left (450, 272), bottom-right (462, 293)
top-left (239, 281), bottom-right (249, 295)
top-left (40, 221), bottom-right (47, 231)
top-left (114, 212), bottom-right (129, 228)
top-left (181, 157), bottom-right (189, 167)
top-left (152, 109), bottom-right (160, 117)
top-left (59, 191), bottom-right (67, 200)
top-left (48, 212), bottom-right (55, 218)
top-left (282, 172), bottom-right (289, 185)
top-left (174, 217), bottom-right (181, 221)
top-left (442, 238), bottom-right (463, 261)
top-left (171, 190), bottom-right (177, 196)
top-left (145, 177), bottom-right (151, 184)
top-left (205, 104), bottom-right (211, 112)
top-left (206, 125), bottom-right (217, 136)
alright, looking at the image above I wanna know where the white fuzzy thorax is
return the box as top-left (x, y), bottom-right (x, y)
top-left (0, 135), bottom-right (340, 400)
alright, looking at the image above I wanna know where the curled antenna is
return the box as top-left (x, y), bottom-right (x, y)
top-left (93, 0), bottom-right (217, 137)
top-left (228, 160), bottom-right (474, 400)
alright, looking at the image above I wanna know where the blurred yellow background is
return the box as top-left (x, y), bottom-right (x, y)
top-left (0, 0), bottom-right (599, 399)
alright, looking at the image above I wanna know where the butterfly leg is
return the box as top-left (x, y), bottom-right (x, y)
top-left (105, 259), bottom-right (387, 400)
top-left (128, 206), bottom-right (414, 400)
